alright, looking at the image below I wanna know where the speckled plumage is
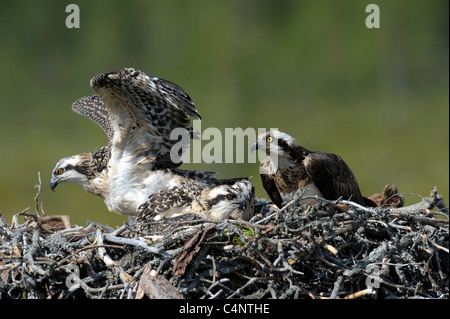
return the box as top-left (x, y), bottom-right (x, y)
top-left (50, 68), bottom-right (243, 217)
top-left (134, 181), bottom-right (248, 231)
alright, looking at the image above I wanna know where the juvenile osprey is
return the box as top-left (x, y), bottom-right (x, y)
top-left (50, 68), bottom-right (241, 217)
top-left (251, 130), bottom-right (375, 208)
top-left (134, 181), bottom-right (248, 232)
top-left (368, 184), bottom-right (404, 208)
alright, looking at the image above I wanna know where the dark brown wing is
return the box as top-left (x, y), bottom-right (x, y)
top-left (304, 151), bottom-right (365, 205)
top-left (363, 197), bottom-right (377, 207)
top-left (260, 173), bottom-right (284, 208)
top-left (259, 160), bottom-right (284, 208)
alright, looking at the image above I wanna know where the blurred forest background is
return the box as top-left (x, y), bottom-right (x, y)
top-left (0, 1), bottom-right (448, 227)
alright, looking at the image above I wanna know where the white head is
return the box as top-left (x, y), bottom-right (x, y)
top-left (50, 154), bottom-right (91, 192)
top-left (204, 185), bottom-right (247, 221)
top-left (251, 130), bottom-right (296, 159)
top-left (251, 130), bottom-right (299, 174)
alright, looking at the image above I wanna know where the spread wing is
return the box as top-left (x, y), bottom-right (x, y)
top-left (304, 152), bottom-right (365, 205)
top-left (72, 95), bottom-right (113, 142)
top-left (72, 68), bottom-right (201, 167)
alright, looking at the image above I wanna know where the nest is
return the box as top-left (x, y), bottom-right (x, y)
top-left (0, 178), bottom-right (448, 299)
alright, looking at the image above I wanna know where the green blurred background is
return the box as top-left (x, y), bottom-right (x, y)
top-left (0, 0), bottom-right (448, 228)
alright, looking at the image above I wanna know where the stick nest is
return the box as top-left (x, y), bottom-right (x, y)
top-left (0, 181), bottom-right (448, 299)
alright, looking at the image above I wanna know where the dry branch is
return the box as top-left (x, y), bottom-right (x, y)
top-left (0, 185), bottom-right (448, 299)
top-left (133, 263), bottom-right (183, 299)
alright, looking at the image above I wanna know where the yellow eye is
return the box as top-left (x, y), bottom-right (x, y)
top-left (227, 194), bottom-right (234, 200)
top-left (266, 136), bottom-right (273, 143)
top-left (57, 169), bottom-right (64, 175)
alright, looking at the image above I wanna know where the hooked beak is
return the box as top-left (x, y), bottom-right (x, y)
top-left (237, 199), bottom-right (247, 211)
top-left (49, 179), bottom-right (59, 192)
top-left (250, 141), bottom-right (259, 153)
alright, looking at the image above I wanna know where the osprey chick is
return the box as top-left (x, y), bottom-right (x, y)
top-left (230, 180), bottom-right (255, 221)
top-left (134, 181), bottom-right (248, 232)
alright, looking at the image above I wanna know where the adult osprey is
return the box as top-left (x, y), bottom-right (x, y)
top-left (251, 130), bottom-right (375, 208)
top-left (50, 68), bottom-right (245, 217)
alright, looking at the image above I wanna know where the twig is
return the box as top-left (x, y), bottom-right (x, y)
top-left (34, 172), bottom-right (43, 218)
top-left (389, 187), bottom-right (448, 215)
top-left (330, 275), bottom-right (344, 299)
top-left (272, 241), bottom-right (304, 275)
top-left (388, 213), bottom-right (449, 227)
top-left (24, 230), bottom-right (47, 276)
top-left (427, 236), bottom-right (449, 253)
top-left (95, 229), bottom-right (132, 287)
top-left (103, 233), bottom-right (165, 255)
top-left (57, 244), bottom-right (124, 266)
top-left (255, 189), bottom-right (310, 224)
top-left (207, 254), bottom-right (217, 282)
top-left (344, 288), bottom-right (376, 299)
top-left (226, 277), bottom-right (259, 299)
top-left (205, 278), bottom-right (230, 296)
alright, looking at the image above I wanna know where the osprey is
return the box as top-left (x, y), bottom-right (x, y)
top-left (251, 130), bottom-right (375, 208)
top-left (368, 184), bottom-right (404, 208)
top-left (230, 180), bottom-right (256, 221)
top-left (50, 68), bottom-right (243, 217)
top-left (134, 181), bottom-right (248, 231)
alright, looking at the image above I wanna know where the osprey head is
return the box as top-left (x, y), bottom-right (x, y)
top-left (50, 154), bottom-right (91, 191)
top-left (251, 130), bottom-right (296, 159)
top-left (204, 185), bottom-right (247, 221)
top-left (231, 180), bottom-right (256, 221)
top-left (232, 180), bottom-right (255, 204)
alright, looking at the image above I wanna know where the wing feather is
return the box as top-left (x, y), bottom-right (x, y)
top-left (90, 68), bottom-right (200, 135)
top-left (72, 95), bottom-right (114, 143)
top-left (152, 77), bottom-right (202, 120)
top-left (169, 168), bottom-right (249, 185)
top-left (260, 174), bottom-right (284, 208)
top-left (259, 160), bottom-right (284, 208)
top-left (304, 152), bottom-right (365, 204)
top-left (83, 68), bottom-right (201, 166)
top-left (137, 181), bottom-right (205, 220)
